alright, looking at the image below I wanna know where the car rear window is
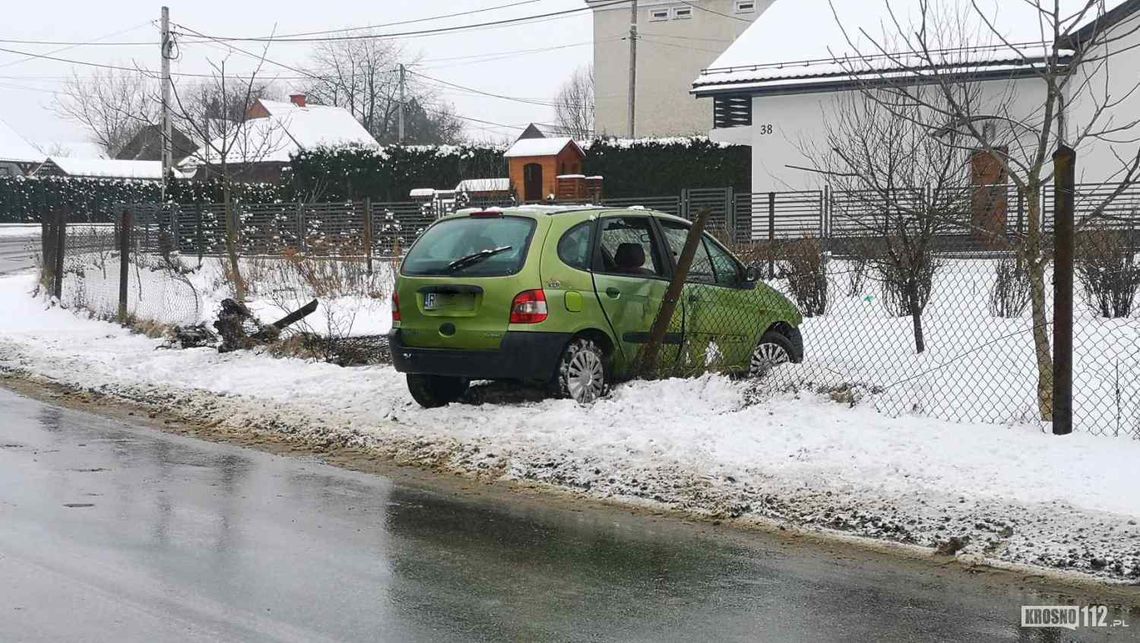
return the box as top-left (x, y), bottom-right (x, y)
top-left (402, 215), bottom-right (537, 277)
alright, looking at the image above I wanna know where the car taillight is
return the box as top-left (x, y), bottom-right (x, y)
top-left (392, 291), bottom-right (401, 323)
top-left (510, 289), bottom-right (548, 324)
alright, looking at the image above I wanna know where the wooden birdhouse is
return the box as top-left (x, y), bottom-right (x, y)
top-left (504, 124), bottom-right (586, 203)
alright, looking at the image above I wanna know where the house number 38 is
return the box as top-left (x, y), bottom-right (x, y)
top-left (758, 124), bottom-right (774, 135)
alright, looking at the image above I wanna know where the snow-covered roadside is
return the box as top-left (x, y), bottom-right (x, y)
top-left (0, 272), bottom-right (1137, 581)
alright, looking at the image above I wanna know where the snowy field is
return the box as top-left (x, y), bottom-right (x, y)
top-left (1, 271), bottom-right (1138, 581)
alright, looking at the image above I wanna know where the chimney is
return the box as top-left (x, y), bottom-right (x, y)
top-left (289, 93), bottom-right (307, 108)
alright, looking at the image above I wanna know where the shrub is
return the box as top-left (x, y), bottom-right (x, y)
top-left (989, 255), bottom-right (1031, 318)
top-left (780, 236), bottom-right (828, 317)
top-left (1076, 227), bottom-right (1140, 318)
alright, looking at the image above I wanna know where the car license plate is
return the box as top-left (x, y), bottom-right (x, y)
top-left (423, 293), bottom-right (440, 310)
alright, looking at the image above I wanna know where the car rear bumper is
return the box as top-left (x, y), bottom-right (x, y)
top-left (389, 329), bottom-right (571, 381)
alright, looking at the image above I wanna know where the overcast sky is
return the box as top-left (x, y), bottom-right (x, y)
top-left (0, 0), bottom-right (592, 155)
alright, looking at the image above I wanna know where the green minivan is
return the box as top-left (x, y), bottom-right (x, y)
top-left (389, 206), bottom-right (804, 407)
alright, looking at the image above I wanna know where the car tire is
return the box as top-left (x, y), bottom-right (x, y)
top-left (748, 330), bottom-right (795, 378)
top-left (406, 374), bottom-right (469, 408)
top-left (552, 337), bottom-right (609, 404)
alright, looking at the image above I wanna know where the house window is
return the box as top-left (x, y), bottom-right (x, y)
top-left (673, 6), bottom-right (692, 19)
top-left (713, 94), bottom-right (752, 128)
top-left (735, 0), bottom-right (756, 13)
top-left (649, 8), bottom-right (669, 21)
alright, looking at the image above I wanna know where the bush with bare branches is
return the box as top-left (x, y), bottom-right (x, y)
top-left (989, 256), bottom-right (1032, 318)
top-left (1076, 228), bottom-right (1140, 318)
top-left (780, 237), bottom-right (828, 317)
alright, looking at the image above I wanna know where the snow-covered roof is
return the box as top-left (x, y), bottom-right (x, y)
top-left (455, 177), bottom-right (510, 193)
top-left (409, 188), bottom-right (436, 198)
top-left (692, 0), bottom-right (1123, 94)
top-left (180, 99), bottom-right (378, 167)
top-left (503, 137), bottom-right (583, 158)
top-left (39, 157), bottom-right (170, 180)
top-left (0, 118), bottom-right (44, 164)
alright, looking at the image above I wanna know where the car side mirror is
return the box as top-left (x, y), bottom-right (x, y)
top-left (743, 265), bottom-right (762, 283)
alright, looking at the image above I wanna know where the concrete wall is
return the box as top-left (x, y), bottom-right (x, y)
top-left (591, 0), bottom-right (767, 137)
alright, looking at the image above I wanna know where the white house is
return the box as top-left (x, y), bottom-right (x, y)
top-left (0, 118), bottom-right (44, 177)
top-left (588, 0), bottom-right (767, 137)
top-left (179, 94), bottom-right (379, 181)
top-left (691, 0), bottom-right (1140, 195)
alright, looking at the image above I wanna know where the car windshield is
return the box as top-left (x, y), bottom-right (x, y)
top-left (402, 216), bottom-right (537, 277)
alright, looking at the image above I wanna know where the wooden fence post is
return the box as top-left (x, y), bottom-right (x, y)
top-left (118, 209), bottom-right (132, 324)
top-left (52, 209), bottom-right (65, 300)
top-left (363, 198), bottom-right (374, 275)
top-left (40, 214), bottom-right (55, 293)
top-left (1052, 145), bottom-right (1076, 436)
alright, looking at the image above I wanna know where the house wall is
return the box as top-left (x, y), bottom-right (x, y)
top-left (590, 0), bottom-right (767, 137)
top-left (1065, 11), bottom-right (1140, 184)
top-left (713, 77), bottom-right (1049, 194)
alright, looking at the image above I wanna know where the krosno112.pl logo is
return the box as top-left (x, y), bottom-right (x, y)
top-left (1021, 606), bottom-right (1129, 630)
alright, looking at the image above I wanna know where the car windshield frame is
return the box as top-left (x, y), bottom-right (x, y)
top-left (401, 215), bottom-right (538, 278)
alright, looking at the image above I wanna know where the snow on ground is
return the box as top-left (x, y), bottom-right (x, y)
top-left (0, 224), bottom-right (40, 238)
top-left (1, 271), bottom-right (1138, 581)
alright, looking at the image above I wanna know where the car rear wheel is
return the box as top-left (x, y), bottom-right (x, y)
top-left (406, 374), bottom-right (469, 408)
top-left (748, 331), bottom-right (794, 378)
top-left (553, 337), bottom-right (608, 404)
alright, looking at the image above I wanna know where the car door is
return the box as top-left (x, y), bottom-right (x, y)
top-left (657, 218), bottom-right (757, 372)
top-left (590, 215), bottom-right (681, 373)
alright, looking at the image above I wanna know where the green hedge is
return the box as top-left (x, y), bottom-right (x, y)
top-left (0, 138), bottom-right (750, 222)
top-left (287, 145), bottom-right (507, 202)
top-left (583, 138), bottom-right (750, 198)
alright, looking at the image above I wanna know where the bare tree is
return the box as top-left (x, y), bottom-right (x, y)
top-left (51, 69), bottom-right (158, 157)
top-left (823, 0), bottom-right (1140, 420)
top-left (400, 98), bottom-right (465, 145)
top-left (304, 36), bottom-right (403, 141)
top-left (812, 87), bottom-right (972, 353)
top-left (170, 54), bottom-right (281, 302)
top-left (554, 65), bottom-right (595, 140)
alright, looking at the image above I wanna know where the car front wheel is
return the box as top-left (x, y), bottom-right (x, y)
top-left (748, 330), bottom-right (794, 378)
top-left (406, 374), bottom-right (469, 408)
top-left (553, 337), bottom-right (609, 404)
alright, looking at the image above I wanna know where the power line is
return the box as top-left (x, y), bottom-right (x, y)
top-left (212, 0), bottom-right (545, 41)
top-left (0, 21), bottom-right (153, 71)
top-left (174, 0), bottom-right (628, 44)
top-left (407, 69), bottom-right (557, 107)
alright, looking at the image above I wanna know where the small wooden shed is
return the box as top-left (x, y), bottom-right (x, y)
top-left (504, 126), bottom-right (586, 203)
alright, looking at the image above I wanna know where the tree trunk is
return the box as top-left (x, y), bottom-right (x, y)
top-left (910, 296), bottom-right (926, 354)
top-left (222, 176), bottom-right (246, 301)
top-left (1023, 185), bottom-right (1053, 420)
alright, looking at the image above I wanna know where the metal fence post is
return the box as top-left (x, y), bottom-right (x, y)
top-left (363, 198), bottom-right (374, 275)
top-left (767, 191), bottom-right (776, 278)
top-left (1052, 145), bottom-right (1075, 436)
top-left (52, 209), bottom-right (65, 301)
top-left (118, 209), bottom-right (132, 324)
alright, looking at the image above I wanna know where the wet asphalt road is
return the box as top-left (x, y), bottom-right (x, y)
top-left (0, 387), bottom-right (1136, 642)
top-left (0, 235), bottom-right (36, 275)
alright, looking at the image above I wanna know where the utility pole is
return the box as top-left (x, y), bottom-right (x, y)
top-left (627, 0), bottom-right (638, 138)
top-left (398, 63), bottom-right (406, 144)
top-left (1052, 145), bottom-right (1076, 436)
top-left (160, 6), bottom-right (173, 198)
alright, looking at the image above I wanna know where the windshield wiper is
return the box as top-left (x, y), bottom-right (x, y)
top-left (446, 245), bottom-right (512, 272)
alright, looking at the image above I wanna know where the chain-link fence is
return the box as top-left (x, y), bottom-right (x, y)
top-left (36, 183), bottom-right (1139, 438)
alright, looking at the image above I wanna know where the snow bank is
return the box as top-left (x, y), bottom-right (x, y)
top-left (0, 271), bottom-right (1138, 581)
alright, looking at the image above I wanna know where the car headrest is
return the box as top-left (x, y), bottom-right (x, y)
top-left (614, 243), bottom-right (645, 270)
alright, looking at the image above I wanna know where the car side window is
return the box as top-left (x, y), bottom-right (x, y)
top-left (557, 221), bottom-right (593, 271)
top-left (594, 217), bottom-right (664, 277)
top-left (658, 219), bottom-right (716, 284)
top-left (704, 235), bottom-right (742, 286)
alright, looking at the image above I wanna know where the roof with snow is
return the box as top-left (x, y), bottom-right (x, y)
top-left (180, 99), bottom-right (378, 167)
top-left (35, 157), bottom-right (178, 180)
top-left (692, 0), bottom-right (1127, 95)
top-left (455, 178), bottom-right (510, 193)
top-left (0, 118), bottom-right (44, 164)
top-left (503, 136), bottom-right (584, 159)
